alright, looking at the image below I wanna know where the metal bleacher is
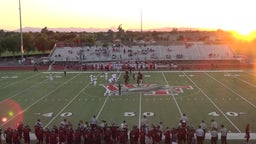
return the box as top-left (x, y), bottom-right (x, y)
top-left (49, 44), bottom-right (236, 62)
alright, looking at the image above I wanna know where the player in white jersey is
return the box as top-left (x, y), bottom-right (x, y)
top-left (220, 124), bottom-right (228, 144)
top-left (210, 119), bottom-right (218, 130)
top-left (104, 72), bottom-right (108, 82)
top-left (90, 75), bottom-right (93, 84)
top-left (108, 74), bottom-right (117, 84)
top-left (199, 120), bottom-right (207, 139)
top-left (195, 126), bottom-right (204, 144)
top-left (112, 73), bottom-right (117, 79)
top-left (93, 76), bottom-right (97, 86)
top-left (108, 77), bottom-right (113, 84)
top-left (49, 73), bottom-right (53, 81)
top-left (104, 85), bottom-right (111, 96)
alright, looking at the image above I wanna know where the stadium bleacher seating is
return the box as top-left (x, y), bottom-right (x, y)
top-left (49, 44), bottom-right (235, 63)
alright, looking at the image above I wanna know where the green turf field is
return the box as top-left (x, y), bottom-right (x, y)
top-left (1, 70), bottom-right (256, 142)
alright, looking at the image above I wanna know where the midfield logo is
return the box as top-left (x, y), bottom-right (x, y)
top-left (102, 84), bottom-right (193, 96)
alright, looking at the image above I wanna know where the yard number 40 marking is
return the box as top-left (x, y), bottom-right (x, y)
top-left (208, 111), bottom-right (240, 117)
top-left (40, 112), bottom-right (73, 118)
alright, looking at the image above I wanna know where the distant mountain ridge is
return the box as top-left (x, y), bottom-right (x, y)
top-left (12, 27), bottom-right (208, 32)
top-left (14, 27), bottom-right (118, 32)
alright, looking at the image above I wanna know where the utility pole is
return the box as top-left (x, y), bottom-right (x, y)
top-left (19, 0), bottom-right (24, 63)
top-left (140, 9), bottom-right (143, 33)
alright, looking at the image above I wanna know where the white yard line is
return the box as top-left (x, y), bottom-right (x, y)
top-left (96, 72), bottom-right (122, 119)
top-left (1, 73), bottom-right (80, 127)
top-left (183, 72), bottom-right (241, 133)
top-left (138, 92), bottom-right (142, 128)
top-left (162, 72), bottom-right (183, 116)
top-left (234, 76), bottom-right (256, 88)
top-left (96, 96), bottom-right (110, 119)
top-left (0, 79), bottom-right (48, 104)
top-left (1, 73), bottom-right (41, 89)
top-left (206, 73), bottom-right (256, 109)
top-left (44, 74), bottom-right (97, 128)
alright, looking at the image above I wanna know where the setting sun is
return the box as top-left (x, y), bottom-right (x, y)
top-left (232, 30), bottom-right (256, 41)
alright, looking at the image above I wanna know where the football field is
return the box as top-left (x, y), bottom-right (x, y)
top-left (1, 69), bottom-right (256, 141)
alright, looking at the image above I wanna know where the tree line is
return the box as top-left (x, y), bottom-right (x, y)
top-left (2, 26), bottom-right (251, 58)
top-left (0, 26), bottom-right (153, 57)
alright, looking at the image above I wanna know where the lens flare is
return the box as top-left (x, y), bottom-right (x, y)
top-left (0, 99), bottom-right (23, 129)
top-left (2, 117), bottom-right (7, 123)
top-left (8, 111), bottom-right (14, 117)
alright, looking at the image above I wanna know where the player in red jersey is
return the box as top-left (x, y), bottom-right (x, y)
top-left (86, 128), bottom-right (94, 144)
top-left (49, 129), bottom-right (58, 144)
top-left (187, 126), bottom-right (195, 144)
top-left (16, 122), bottom-right (23, 141)
top-left (58, 127), bottom-right (66, 144)
top-left (129, 125), bottom-right (139, 144)
top-left (66, 127), bottom-right (74, 144)
top-left (154, 125), bottom-right (163, 144)
top-left (36, 127), bottom-right (44, 144)
top-left (117, 128), bottom-right (127, 144)
top-left (137, 71), bottom-right (143, 86)
top-left (23, 125), bottom-right (31, 144)
top-left (110, 124), bottom-right (118, 143)
top-left (104, 128), bottom-right (112, 144)
top-left (44, 128), bottom-right (51, 144)
top-left (12, 129), bottom-right (21, 144)
top-left (4, 127), bottom-right (13, 144)
top-left (0, 128), bottom-right (2, 144)
top-left (139, 130), bottom-right (146, 144)
top-left (178, 125), bottom-right (187, 144)
top-left (171, 127), bottom-right (178, 143)
top-left (73, 128), bottom-right (81, 144)
top-left (164, 127), bottom-right (171, 144)
top-left (124, 70), bottom-right (129, 84)
top-left (93, 128), bottom-right (102, 144)
top-left (245, 123), bottom-right (250, 144)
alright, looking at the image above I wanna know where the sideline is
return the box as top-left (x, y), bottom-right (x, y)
top-left (42, 69), bottom-right (244, 74)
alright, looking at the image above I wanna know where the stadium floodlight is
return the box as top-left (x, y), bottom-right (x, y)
top-left (19, 0), bottom-right (24, 63)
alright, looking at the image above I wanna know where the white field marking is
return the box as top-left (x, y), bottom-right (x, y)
top-left (96, 94), bottom-right (109, 119)
top-left (0, 73), bottom-right (41, 89)
top-left (96, 72), bottom-right (122, 119)
top-left (234, 76), bottom-right (256, 88)
top-left (0, 74), bottom-right (80, 127)
top-left (183, 72), bottom-right (241, 133)
top-left (162, 72), bottom-right (183, 116)
top-left (44, 73), bottom-right (101, 128)
top-left (42, 70), bottom-right (244, 74)
top-left (138, 92), bottom-right (142, 128)
top-left (244, 71), bottom-right (256, 77)
top-left (0, 79), bottom-right (48, 104)
top-left (11, 76), bottom-right (18, 78)
top-left (206, 73), bottom-right (256, 109)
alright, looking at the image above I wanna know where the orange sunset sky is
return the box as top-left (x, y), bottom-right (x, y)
top-left (0, 0), bottom-right (256, 35)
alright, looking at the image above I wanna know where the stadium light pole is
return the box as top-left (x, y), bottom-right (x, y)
top-left (140, 8), bottom-right (143, 33)
top-left (19, 0), bottom-right (24, 63)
